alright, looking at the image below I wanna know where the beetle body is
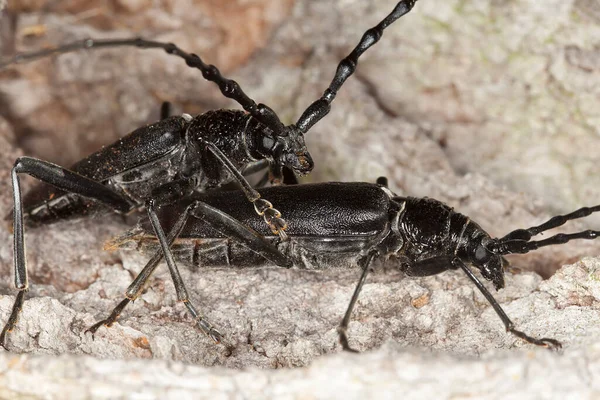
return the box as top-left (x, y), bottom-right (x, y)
top-left (20, 110), bottom-right (310, 226)
top-left (113, 182), bottom-right (392, 270)
top-left (110, 180), bottom-right (600, 349)
top-left (113, 182), bottom-right (496, 284)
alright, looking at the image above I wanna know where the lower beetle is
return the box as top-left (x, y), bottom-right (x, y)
top-left (104, 180), bottom-right (600, 350)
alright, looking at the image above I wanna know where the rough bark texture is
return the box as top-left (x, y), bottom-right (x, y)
top-left (0, 0), bottom-right (599, 398)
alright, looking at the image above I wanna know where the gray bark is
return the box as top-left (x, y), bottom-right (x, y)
top-left (0, 0), bottom-right (599, 398)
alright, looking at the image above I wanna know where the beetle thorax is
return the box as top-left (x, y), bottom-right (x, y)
top-left (181, 110), bottom-right (256, 187)
top-left (395, 197), bottom-right (470, 261)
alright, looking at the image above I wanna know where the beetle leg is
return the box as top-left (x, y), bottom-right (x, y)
top-left (337, 252), bottom-right (377, 353)
top-left (131, 201), bottom-right (293, 343)
top-left (160, 102), bottom-right (172, 120)
top-left (137, 198), bottom-right (292, 343)
top-left (267, 165), bottom-right (298, 186)
top-left (453, 258), bottom-right (562, 350)
top-left (1, 157), bottom-right (132, 350)
top-left (0, 292), bottom-right (25, 350)
top-left (86, 298), bottom-right (131, 337)
top-left (146, 200), bottom-right (223, 343)
top-left (188, 201), bottom-right (293, 268)
top-left (403, 256), bottom-right (454, 277)
top-left (203, 141), bottom-right (289, 240)
top-left (87, 201), bottom-right (193, 336)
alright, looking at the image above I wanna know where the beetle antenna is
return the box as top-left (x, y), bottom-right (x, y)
top-left (490, 204), bottom-right (600, 255)
top-left (295, 0), bottom-right (418, 134)
top-left (0, 38), bottom-right (287, 136)
top-left (499, 204), bottom-right (600, 242)
top-left (495, 230), bottom-right (600, 255)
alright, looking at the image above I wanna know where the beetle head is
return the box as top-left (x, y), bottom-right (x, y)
top-left (468, 237), bottom-right (505, 290)
top-left (274, 126), bottom-right (314, 175)
top-left (254, 124), bottom-right (314, 176)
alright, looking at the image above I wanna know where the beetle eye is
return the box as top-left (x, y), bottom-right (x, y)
top-left (474, 244), bottom-right (490, 263)
top-left (262, 135), bottom-right (275, 151)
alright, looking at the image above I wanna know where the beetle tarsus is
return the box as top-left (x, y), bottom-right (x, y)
top-left (85, 297), bottom-right (131, 338)
top-left (337, 325), bottom-right (359, 353)
top-left (508, 327), bottom-right (563, 351)
top-left (0, 290), bottom-right (26, 350)
top-left (197, 320), bottom-right (223, 344)
top-left (183, 301), bottom-right (223, 344)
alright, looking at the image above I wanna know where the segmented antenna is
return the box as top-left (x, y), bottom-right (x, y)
top-left (295, 0), bottom-right (418, 134)
top-left (1, 1), bottom-right (420, 138)
top-left (494, 204), bottom-right (600, 254)
top-left (0, 38), bottom-right (287, 137)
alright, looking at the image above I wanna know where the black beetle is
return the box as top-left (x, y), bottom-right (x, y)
top-left (106, 180), bottom-right (600, 350)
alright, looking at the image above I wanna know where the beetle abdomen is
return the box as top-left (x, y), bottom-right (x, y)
top-left (111, 231), bottom-right (378, 270)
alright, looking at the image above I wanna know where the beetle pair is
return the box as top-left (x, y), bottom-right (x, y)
top-left (0, 0), bottom-right (598, 352)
